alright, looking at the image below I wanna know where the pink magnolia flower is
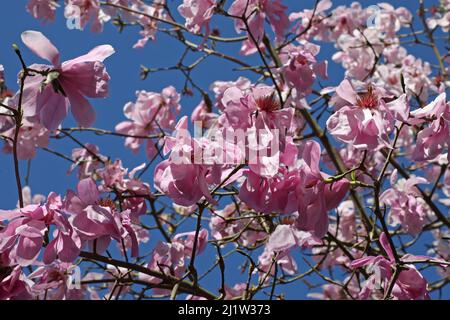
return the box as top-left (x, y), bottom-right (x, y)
top-left (209, 203), bottom-right (266, 247)
top-left (68, 144), bottom-right (107, 179)
top-left (65, 178), bottom-right (139, 257)
top-left (1, 120), bottom-right (49, 160)
top-left (351, 232), bottom-right (430, 300)
top-left (191, 100), bottom-right (218, 129)
top-left (115, 86), bottom-right (180, 159)
top-left (238, 138), bottom-right (300, 213)
top-left (97, 160), bottom-right (150, 222)
top-left (218, 84), bottom-right (298, 177)
top-left (178, 0), bottom-right (216, 36)
top-left (211, 77), bottom-right (251, 111)
top-left (278, 42), bottom-right (328, 98)
top-left (329, 200), bottom-right (358, 242)
top-left (257, 246), bottom-right (297, 281)
top-left (0, 205), bottom-right (49, 266)
top-left (1, 96), bottom-right (49, 160)
top-left (28, 262), bottom-right (84, 300)
top-left (43, 211), bottom-right (82, 264)
top-left (173, 229), bottom-right (209, 256)
top-left (295, 140), bottom-right (349, 238)
top-left (0, 266), bottom-right (32, 300)
top-left (308, 276), bottom-right (360, 300)
top-left (144, 240), bottom-right (186, 293)
top-left (21, 30), bottom-right (114, 130)
top-left (228, 0), bottom-right (289, 55)
top-left (132, 1), bottom-right (167, 49)
top-left (154, 116), bottom-right (228, 206)
top-left (27, 0), bottom-right (58, 23)
top-left (143, 229), bottom-right (209, 295)
top-left (64, 0), bottom-right (108, 33)
top-left (224, 283), bottom-right (247, 299)
top-left (266, 224), bottom-right (320, 253)
top-left (289, 0), bottom-right (332, 40)
top-left (410, 93), bottom-right (450, 162)
top-left (427, 1), bottom-right (450, 32)
top-left (380, 170), bottom-right (429, 235)
top-left (326, 79), bottom-right (409, 150)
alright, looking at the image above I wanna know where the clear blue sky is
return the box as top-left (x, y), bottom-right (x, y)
top-left (0, 0), bottom-right (447, 299)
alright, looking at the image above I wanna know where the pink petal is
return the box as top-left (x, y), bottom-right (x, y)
top-left (77, 178), bottom-right (100, 205)
top-left (21, 30), bottom-right (60, 66)
top-left (66, 89), bottom-right (96, 127)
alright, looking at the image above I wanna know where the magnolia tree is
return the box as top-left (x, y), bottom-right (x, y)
top-left (0, 0), bottom-right (449, 300)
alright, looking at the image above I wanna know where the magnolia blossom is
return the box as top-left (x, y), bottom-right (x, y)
top-left (28, 262), bottom-right (84, 300)
top-left (410, 93), bottom-right (450, 162)
top-left (64, 0), bottom-right (109, 33)
top-left (115, 86), bottom-right (180, 159)
top-left (143, 229), bottom-right (208, 295)
top-left (326, 79), bottom-right (409, 149)
top-left (68, 144), bottom-right (107, 179)
top-left (279, 42), bottom-right (328, 98)
top-left (27, 0), bottom-right (59, 22)
top-left (380, 170), bottom-right (429, 235)
top-left (65, 178), bottom-right (139, 257)
top-left (228, 0), bottom-right (289, 55)
top-left (178, 0), bottom-right (216, 36)
top-left (21, 30), bottom-right (114, 130)
top-left (0, 266), bottom-right (33, 300)
top-left (209, 203), bottom-right (266, 247)
top-left (154, 116), bottom-right (243, 206)
top-left (351, 233), bottom-right (432, 300)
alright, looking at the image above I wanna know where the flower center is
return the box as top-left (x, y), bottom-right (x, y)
top-left (356, 86), bottom-right (378, 109)
top-left (97, 198), bottom-right (116, 210)
top-left (255, 93), bottom-right (281, 112)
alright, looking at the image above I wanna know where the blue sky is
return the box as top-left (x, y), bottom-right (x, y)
top-left (0, 0), bottom-right (448, 299)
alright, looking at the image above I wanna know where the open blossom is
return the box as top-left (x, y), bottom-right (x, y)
top-left (410, 93), bottom-right (450, 162)
top-left (209, 203), bottom-right (266, 247)
top-left (143, 229), bottom-right (208, 295)
top-left (154, 116), bottom-right (242, 206)
top-left (191, 100), bottom-right (218, 129)
top-left (178, 0), bottom-right (216, 36)
top-left (351, 233), bottom-right (432, 300)
top-left (326, 79), bottom-right (409, 150)
top-left (380, 170), bottom-right (429, 235)
top-left (132, 1), bottom-right (167, 48)
top-left (0, 205), bottom-right (48, 267)
top-left (240, 139), bottom-right (349, 239)
top-left (228, 0), bottom-right (289, 55)
top-left (68, 144), bottom-right (107, 179)
top-left (27, 0), bottom-right (58, 22)
top-left (257, 246), bottom-right (297, 281)
top-left (0, 266), bottom-right (33, 300)
top-left (64, 0), bottom-right (110, 33)
top-left (427, 0), bottom-right (450, 32)
top-left (217, 84), bottom-right (298, 177)
top-left (65, 178), bottom-right (139, 257)
top-left (211, 77), bottom-right (251, 111)
top-left (1, 119), bottom-right (49, 160)
top-left (28, 262), bottom-right (84, 300)
top-left (376, 46), bottom-right (433, 101)
top-left (278, 42), bottom-right (328, 98)
top-left (289, 0), bottom-right (333, 40)
top-left (115, 87), bottom-right (180, 159)
top-left (266, 224), bottom-right (320, 253)
top-left (21, 30), bottom-right (114, 130)
top-left (97, 160), bottom-right (150, 222)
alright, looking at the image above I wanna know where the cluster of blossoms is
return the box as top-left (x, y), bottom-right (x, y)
top-left (0, 0), bottom-right (448, 300)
